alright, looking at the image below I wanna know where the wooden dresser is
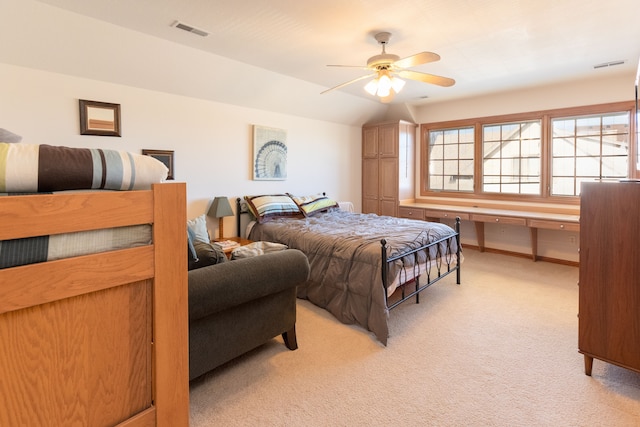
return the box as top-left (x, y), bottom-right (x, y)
top-left (578, 181), bottom-right (640, 375)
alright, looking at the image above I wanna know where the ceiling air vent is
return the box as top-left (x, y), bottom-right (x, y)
top-left (171, 21), bottom-right (209, 37)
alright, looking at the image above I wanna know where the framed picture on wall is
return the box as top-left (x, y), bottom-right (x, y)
top-left (253, 125), bottom-right (287, 181)
top-left (79, 99), bottom-right (121, 137)
top-left (142, 149), bottom-right (174, 180)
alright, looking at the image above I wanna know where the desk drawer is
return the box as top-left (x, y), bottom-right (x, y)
top-left (398, 207), bottom-right (425, 220)
top-left (528, 219), bottom-right (580, 231)
top-left (470, 213), bottom-right (526, 226)
top-left (425, 210), bottom-right (469, 221)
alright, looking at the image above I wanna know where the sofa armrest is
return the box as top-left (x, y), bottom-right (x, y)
top-left (188, 249), bottom-right (309, 322)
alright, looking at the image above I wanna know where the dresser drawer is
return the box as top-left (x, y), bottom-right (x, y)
top-left (398, 207), bottom-right (425, 220)
top-left (528, 219), bottom-right (580, 231)
top-left (470, 213), bottom-right (526, 226)
top-left (425, 210), bottom-right (469, 221)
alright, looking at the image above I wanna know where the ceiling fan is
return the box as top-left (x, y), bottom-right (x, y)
top-left (321, 32), bottom-right (455, 103)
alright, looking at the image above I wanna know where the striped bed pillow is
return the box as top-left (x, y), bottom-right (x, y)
top-left (289, 193), bottom-right (339, 217)
top-left (0, 143), bottom-right (168, 192)
top-left (244, 194), bottom-right (303, 223)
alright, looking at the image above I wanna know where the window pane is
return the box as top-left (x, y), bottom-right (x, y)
top-left (443, 160), bottom-right (459, 175)
top-left (459, 128), bottom-right (474, 143)
top-left (502, 124), bottom-right (520, 140)
top-left (576, 156), bottom-right (600, 177)
top-left (427, 127), bottom-right (474, 193)
top-left (483, 125), bottom-right (501, 141)
top-left (576, 137), bottom-right (601, 156)
top-left (430, 144), bottom-right (443, 159)
top-left (481, 121), bottom-right (541, 195)
top-left (602, 156), bottom-right (627, 177)
top-left (551, 111), bottom-right (630, 196)
top-left (552, 137), bottom-right (575, 156)
top-left (502, 141), bottom-right (520, 158)
top-left (459, 159), bottom-right (474, 176)
top-left (552, 177), bottom-right (575, 196)
top-left (553, 119), bottom-right (575, 135)
top-left (576, 117), bottom-right (601, 136)
top-left (521, 158), bottom-right (540, 175)
top-left (601, 134), bottom-right (628, 155)
top-left (520, 183), bottom-right (540, 194)
top-left (553, 158), bottom-right (575, 176)
top-left (500, 183), bottom-right (520, 194)
top-left (430, 160), bottom-right (443, 174)
top-left (444, 144), bottom-right (459, 158)
top-left (522, 122), bottom-right (541, 139)
top-left (443, 129), bottom-right (459, 144)
top-left (484, 158), bottom-right (500, 174)
top-left (459, 177), bottom-right (474, 191)
top-left (429, 176), bottom-right (443, 190)
top-left (521, 139), bottom-right (540, 157)
top-left (502, 158), bottom-right (519, 175)
top-left (459, 142), bottom-right (474, 158)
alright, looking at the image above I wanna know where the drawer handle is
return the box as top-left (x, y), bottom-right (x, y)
top-left (495, 218), bottom-right (499, 222)
top-left (560, 224), bottom-right (564, 229)
top-left (444, 213), bottom-right (448, 217)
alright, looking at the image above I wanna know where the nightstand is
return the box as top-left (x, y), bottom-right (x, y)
top-left (213, 236), bottom-right (253, 258)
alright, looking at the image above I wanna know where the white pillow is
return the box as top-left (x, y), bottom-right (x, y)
top-left (187, 214), bottom-right (210, 243)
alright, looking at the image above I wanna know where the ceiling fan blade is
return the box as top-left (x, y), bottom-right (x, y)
top-left (393, 51), bottom-right (440, 68)
top-left (397, 70), bottom-right (455, 87)
top-left (320, 73), bottom-right (377, 94)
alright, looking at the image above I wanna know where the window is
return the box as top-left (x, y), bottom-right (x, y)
top-left (551, 112), bottom-right (630, 196)
top-left (427, 127), bottom-right (474, 192)
top-left (420, 101), bottom-right (636, 202)
top-left (482, 121), bottom-right (541, 195)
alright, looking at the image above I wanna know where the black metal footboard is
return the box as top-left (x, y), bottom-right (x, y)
top-left (381, 217), bottom-right (461, 310)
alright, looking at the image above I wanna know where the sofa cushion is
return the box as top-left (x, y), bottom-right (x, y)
top-left (187, 214), bottom-right (210, 243)
top-left (188, 241), bottom-right (228, 271)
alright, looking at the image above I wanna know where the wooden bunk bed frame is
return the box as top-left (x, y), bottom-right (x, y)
top-left (0, 183), bottom-right (189, 426)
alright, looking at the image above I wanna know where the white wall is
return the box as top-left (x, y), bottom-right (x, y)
top-left (0, 63), bottom-right (361, 238)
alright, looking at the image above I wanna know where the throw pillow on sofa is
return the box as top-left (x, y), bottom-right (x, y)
top-left (188, 240), bottom-right (228, 270)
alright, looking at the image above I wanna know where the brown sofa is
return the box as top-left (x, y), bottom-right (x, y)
top-left (188, 249), bottom-right (309, 380)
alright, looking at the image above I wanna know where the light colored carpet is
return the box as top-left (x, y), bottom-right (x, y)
top-left (189, 249), bottom-right (640, 426)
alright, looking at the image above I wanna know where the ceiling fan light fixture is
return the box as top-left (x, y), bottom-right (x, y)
top-left (377, 74), bottom-right (392, 94)
top-left (390, 76), bottom-right (405, 93)
top-left (364, 78), bottom-right (379, 95)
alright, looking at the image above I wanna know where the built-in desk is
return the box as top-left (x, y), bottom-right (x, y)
top-left (399, 201), bottom-right (580, 261)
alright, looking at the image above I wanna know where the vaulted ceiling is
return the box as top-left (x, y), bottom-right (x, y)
top-left (35, 0), bottom-right (640, 106)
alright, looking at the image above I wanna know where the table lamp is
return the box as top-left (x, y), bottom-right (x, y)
top-left (207, 196), bottom-right (234, 239)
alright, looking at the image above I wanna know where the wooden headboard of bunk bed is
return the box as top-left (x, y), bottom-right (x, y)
top-left (0, 183), bottom-right (189, 426)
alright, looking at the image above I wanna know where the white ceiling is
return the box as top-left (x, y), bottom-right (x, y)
top-left (33, 0), bottom-right (640, 106)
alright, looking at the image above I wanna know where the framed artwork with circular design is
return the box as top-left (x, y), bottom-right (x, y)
top-left (253, 125), bottom-right (287, 180)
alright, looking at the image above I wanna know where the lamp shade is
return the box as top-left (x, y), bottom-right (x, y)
top-left (207, 196), bottom-right (234, 239)
top-left (207, 196), bottom-right (234, 218)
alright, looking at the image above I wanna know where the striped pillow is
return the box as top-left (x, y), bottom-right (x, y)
top-left (0, 143), bottom-right (168, 192)
top-left (290, 193), bottom-right (339, 216)
top-left (244, 194), bottom-right (303, 223)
